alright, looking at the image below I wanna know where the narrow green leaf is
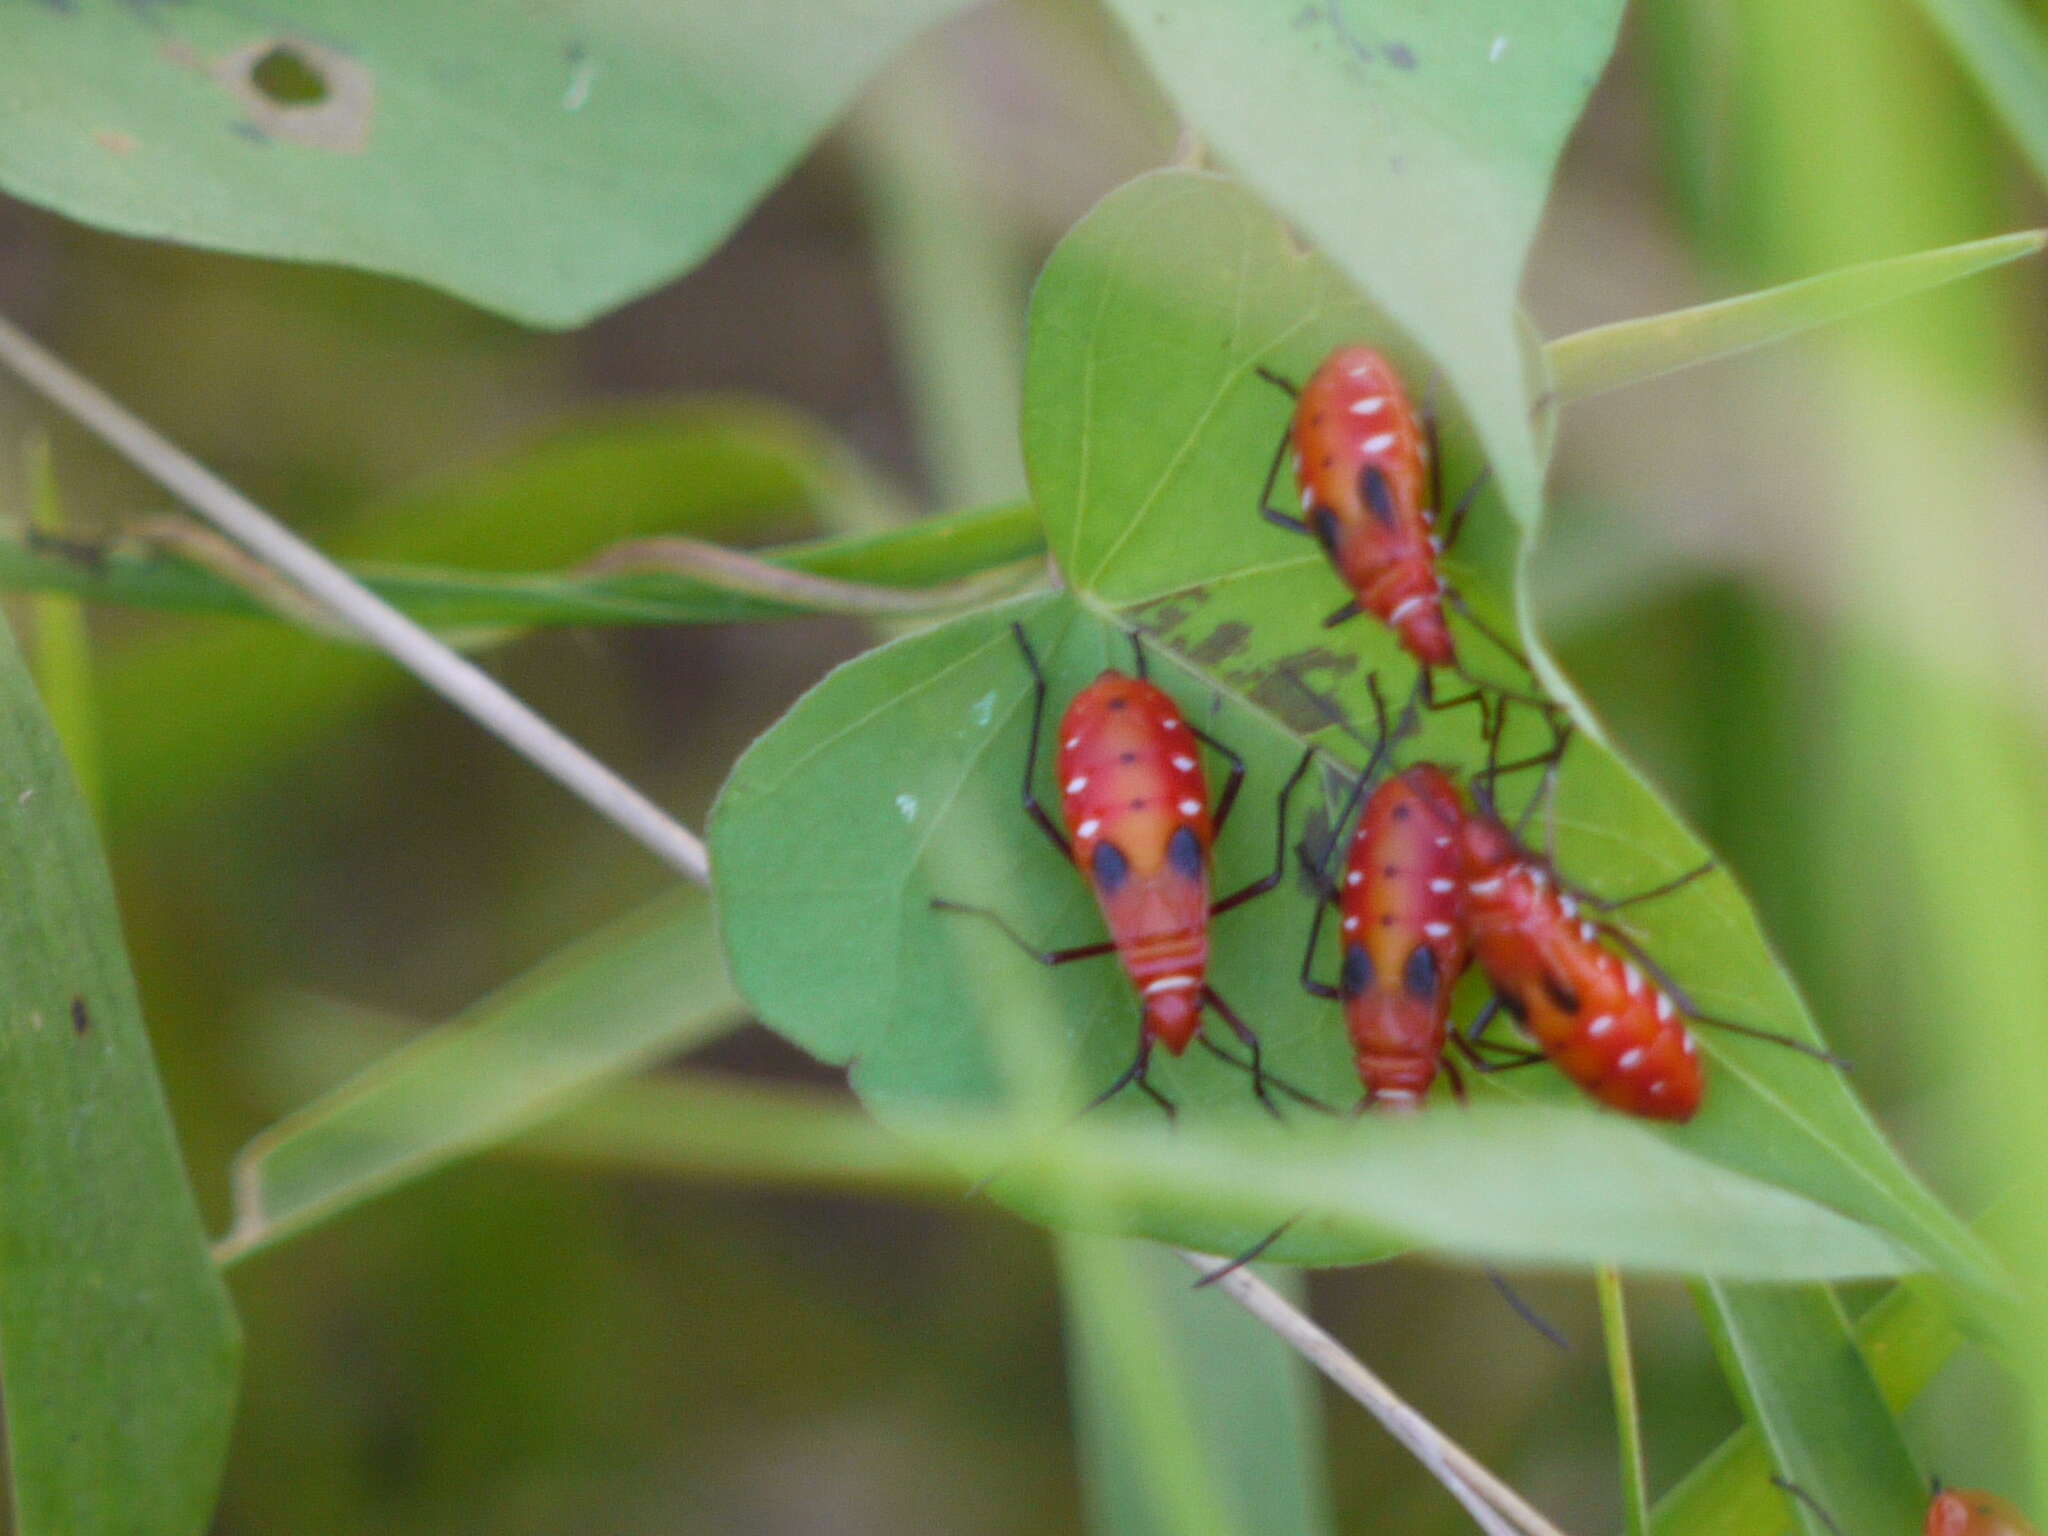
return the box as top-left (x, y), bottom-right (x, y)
top-left (1097, 0), bottom-right (1625, 534)
top-left (20, 440), bottom-right (102, 812)
top-left (0, 500), bottom-right (1043, 631)
top-left (1912, 0), bottom-right (2048, 192)
top-left (713, 170), bottom-right (1988, 1285)
top-left (218, 889), bottom-right (746, 1263)
top-left (1064, 1243), bottom-right (1333, 1536)
top-left (1546, 230), bottom-right (2046, 401)
top-left (0, 1), bottom-right (968, 325)
top-left (0, 615), bottom-right (237, 1535)
top-left (1693, 1283), bottom-right (1926, 1536)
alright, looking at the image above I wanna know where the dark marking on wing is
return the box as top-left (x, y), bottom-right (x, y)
top-left (1361, 464), bottom-right (1398, 528)
top-left (1402, 946), bottom-right (1439, 1001)
top-left (1340, 944), bottom-right (1375, 1000)
top-left (1541, 974), bottom-right (1580, 1014)
top-left (1092, 841), bottom-right (1130, 895)
top-left (1168, 825), bottom-right (1205, 880)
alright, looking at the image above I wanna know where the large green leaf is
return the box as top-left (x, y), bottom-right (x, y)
top-left (1099, 0), bottom-right (1625, 535)
top-left (711, 170), bottom-right (1985, 1282)
top-left (0, 1), bottom-right (967, 325)
top-left (1694, 1283), bottom-right (1925, 1536)
top-left (218, 889), bottom-right (745, 1263)
top-left (0, 616), bottom-right (237, 1535)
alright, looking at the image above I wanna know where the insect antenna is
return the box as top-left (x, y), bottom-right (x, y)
top-left (1769, 1477), bottom-right (1847, 1536)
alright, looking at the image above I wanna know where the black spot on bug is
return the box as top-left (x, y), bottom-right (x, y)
top-left (1107, 697), bottom-right (1128, 711)
top-left (1120, 751), bottom-right (1138, 765)
top-left (1168, 825), bottom-right (1205, 880)
top-left (1391, 804), bottom-right (1412, 821)
top-left (1382, 865), bottom-right (1399, 878)
top-left (1384, 42), bottom-right (1417, 69)
top-left (1379, 914), bottom-right (1396, 927)
top-left (70, 996), bottom-right (89, 1034)
top-left (1361, 464), bottom-right (1398, 528)
top-left (1130, 799), bottom-right (1147, 811)
top-left (1542, 974), bottom-right (1580, 1014)
top-left (1093, 841), bottom-right (1130, 895)
top-left (1309, 504), bottom-right (1341, 553)
top-left (1403, 946), bottom-right (1439, 1001)
top-left (1340, 944), bottom-right (1375, 999)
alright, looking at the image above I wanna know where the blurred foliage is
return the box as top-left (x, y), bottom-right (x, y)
top-left (0, 0), bottom-right (2045, 1530)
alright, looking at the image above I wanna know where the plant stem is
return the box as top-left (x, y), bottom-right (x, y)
top-left (0, 312), bottom-right (710, 885)
top-left (19, 438), bottom-right (102, 814)
top-left (1599, 1265), bottom-right (1652, 1536)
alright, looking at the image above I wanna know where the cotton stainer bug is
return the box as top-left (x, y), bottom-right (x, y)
top-left (1457, 706), bottom-right (1845, 1122)
top-left (1255, 346), bottom-right (1532, 708)
top-left (932, 622), bottom-right (1316, 1118)
top-left (1776, 1476), bottom-right (2040, 1536)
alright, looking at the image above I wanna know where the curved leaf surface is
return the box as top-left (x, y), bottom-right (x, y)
top-left (0, 1), bottom-right (967, 325)
top-left (714, 170), bottom-right (1983, 1280)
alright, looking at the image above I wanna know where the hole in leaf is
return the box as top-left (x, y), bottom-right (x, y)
top-left (248, 44), bottom-right (329, 106)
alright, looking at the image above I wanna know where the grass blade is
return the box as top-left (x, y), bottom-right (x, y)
top-left (1546, 230), bottom-right (2044, 401)
top-left (1600, 1267), bottom-right (1651, 1536)
top-left (219, 890), bottom-right (746, 1263)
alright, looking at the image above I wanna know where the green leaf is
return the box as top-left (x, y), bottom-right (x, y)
top-left (1062, 1239), bottom-right (1332, 1536)
top-left (1097, 0), bottom-right (1626, 533)
top-left (0, 1), bottom-right (968, 325)
top-left (0, 499), bottom-right (1042, 631)
top-left (1547, 230), bottom-right (2046, 401)
top-left (712, 169), bottom-right (1986, 1282)
top-left (0, 616), bottom-right (237, 1535)
top-left (1911, 0), bottom-right (2048, 193)
top-left (1692, 1283), bottom-right (1926, 1536)
top-left (218, 889), bottom-right (746, 1263)
top-left (1654, 1280), bottom-right (1960, 1535)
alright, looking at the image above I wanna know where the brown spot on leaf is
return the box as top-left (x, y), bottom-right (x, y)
top-left (70, 996), bottom-right (90, 1035)
top-left (1187, 621), bottom-right (1251, 669)
top-left (198, 37), bottom-right (376, 153)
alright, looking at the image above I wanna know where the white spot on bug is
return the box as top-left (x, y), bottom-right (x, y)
top-left (1623, 963), bottom-right (1644, 996)
top-left (1587, 1015), bottom-right (1616, 1038)
top-left (1429, 534), bottom-right (1445, 553)
top-left (1143, 974), bottom-right (1201, 996)
top-left (1469, 876), bottom-right (1503, 896)
top-left (1387, 594), bottom-right (1430, 626)
top-left (1656, 993), bottom-right (1675, 1022)
top-left (1347, 870), bottom-right (1364, 887)
top-left (1377, 1087), bottom-right (1418, 1101)
top-left (1529, 867), bottom-right (1550, 890)
top-left (1682, 1032), bottom-right (1698, 1056)
top-left (1424, 922), bottom-right (1452, 939)
top-left (1172, 755), bottom-right (1196, 772)
top-left (1066, 775), bottom-right (1089, 794)
top-left (1350, 396), bottom-right (1386, 415)
top-left (1178, 798), bottom-right (1203, 817)
top-left (970, 691), bottom-right (996, 727)
top-left (1301, 486), bottom-right (1315, 511)
top-left (1579, 921), bottom-right (1600, 944)
top-left (1077, 818), bottom-right (1101, 839)
top-left (1429, 879), bottom-right (1455, 893)
top-left (1560, 894), bottom-right (1579, 919)
top-left (1161, 717), bottom-right (1181, 731)
top-left (1065, 734), bottom-right (1082, 750)
top-left (1348, 362), bottom-right (1373, 379)
top-left (895, 794), bottom-right (919, 822)
top-left (1618, 1047), bottom-right (1647, 1071)
top-left (1490, 34), bottom-right (1509, 61)
top-left (1291, 452), bottom-right (1302, 476)
top-left (1364, 432), bottom-right (1397, 454)
top-left (1343, 916), bottom-right (1360, 932)
top-left (1434, 834), bottom-right (1452, 848)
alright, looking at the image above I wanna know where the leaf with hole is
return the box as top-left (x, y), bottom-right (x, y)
top-left (0, 1), bottom-right (969, 324)
top-left (712, 170), bottom-right (1987, 1280)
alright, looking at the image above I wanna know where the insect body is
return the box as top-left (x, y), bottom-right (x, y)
top-left (1260, 347), bottom-right (1454, 667)
top-left (1055, 669), bottom-right (1219, 1054)
top-left (933, 624), bottom-right (1311, 1117)
top-left (1458, 808), bottom-right (1705, 1122)
top-left (1929, 1490), bottom-right (2041, 1536)
top-left (1301, 764), bottom-right (1471, 1107)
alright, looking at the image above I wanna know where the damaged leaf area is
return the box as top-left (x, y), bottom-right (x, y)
top-left (0, 0), bottom-right (971, 325)
top-left (710, 173), bottom-right (1985, 1282)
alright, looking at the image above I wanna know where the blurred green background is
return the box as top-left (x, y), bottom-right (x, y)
top-left (1, 0), bottom-right (2042, 1529)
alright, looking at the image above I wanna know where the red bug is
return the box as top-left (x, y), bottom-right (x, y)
top-left (1256, 346), bottom-right (1528, 703)
top-left (933, 622), bottom-right (1313, 1117)
top-left (1456, 709), bottom-right (1842, 1122)
top-left (1778, 1476), bottom-right (2039, 1536)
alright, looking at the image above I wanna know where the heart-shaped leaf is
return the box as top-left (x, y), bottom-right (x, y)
top-left (713, 170), bottom-right (1984, 1281)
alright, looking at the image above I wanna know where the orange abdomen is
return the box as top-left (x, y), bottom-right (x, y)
top-left (1929, 1490), bottom-right (2041, 1536)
